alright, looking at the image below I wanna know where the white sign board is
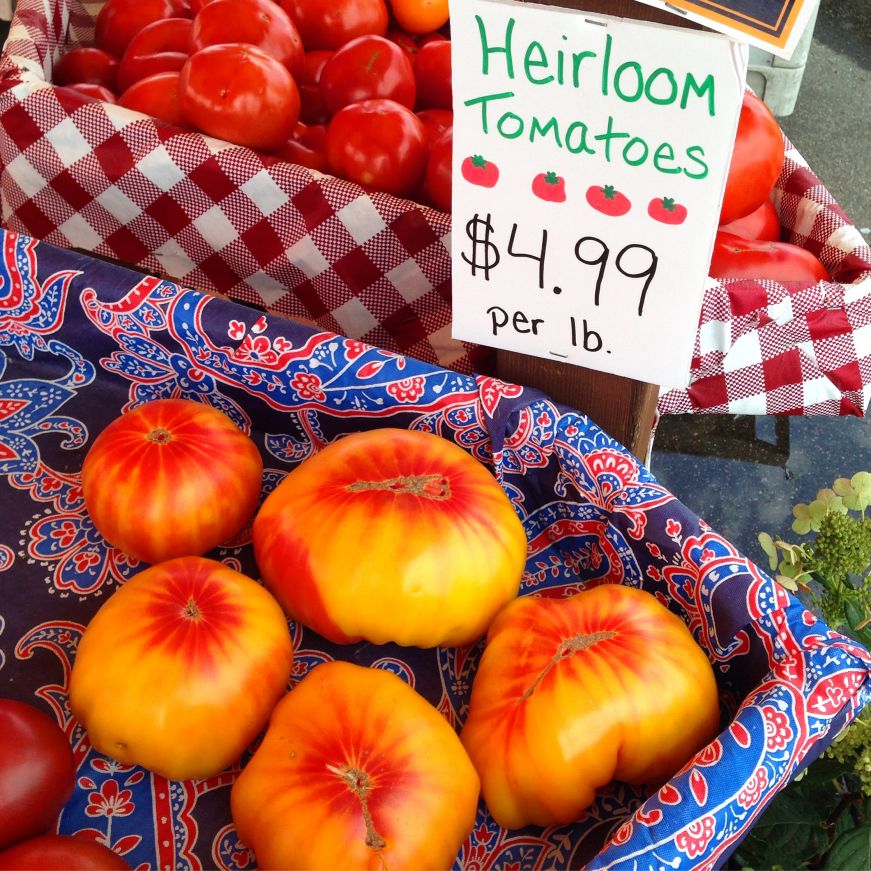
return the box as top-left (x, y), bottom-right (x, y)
top-left (449, 0), bottom-right (748, 388)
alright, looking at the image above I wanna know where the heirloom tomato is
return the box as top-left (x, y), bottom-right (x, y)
top-left (423, 127), bottom-right (451, 211)
top-left (53, 47), bottom-right (119, 90)
top-left (62, 83), bottom-right (118, 103)
top-left (0, 700), bottom-right (76, 851)
top-left (325, 99), bottom-right (428, 197)
top-left (69, 556), bottom-right (294, 781)
top-left (95, 0), bottom-right (190, 59)
top-left (190, 0), bottom-right (304, 76)
top-left (279, 0), bottom-right (389, 51)
top-left (710, 231), bottom-right (830, 281)
top-left (413, 38), bottom-right (451, 110)
top-left (460, 584), bottom-right (720, 829)
top-left (119, 71), bottom-right (186, 126)
top-left (82, 398), bottom-right (263, 564)
top-left (0, 835), bottom-right (130, 870)
top-left (253, 427), bottom-right (527, 648)
top-left (319, 35), bottom-right (416, 116)
top-left (297, 50), bottom-right (333, 124)
top-left (179, 44), bottom-right (300, 152)
top-left (231, 661), bottom-right (479, 870)
top-left (390, 0), bottom-right (449, 35)
top-left (116, 17), bottom-right (192, 93)
top-left (719, 197), bottom-right (781, 242)
top-left (719, 91), bottom-right (784, 225)
top-left (276, 122), bottom-right (328, 171)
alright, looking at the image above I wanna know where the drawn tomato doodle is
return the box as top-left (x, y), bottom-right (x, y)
top-left (531, 171), bottom-right (566, 203)
top-left (648, 196), bottom-right (688, 225)
top-left (461, 155), bottom-right (499, 188)
top-left (586, 184), bottom-right (631, 216)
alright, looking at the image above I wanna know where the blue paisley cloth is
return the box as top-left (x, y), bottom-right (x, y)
top-left (0, 226), bottom-right (869, 870)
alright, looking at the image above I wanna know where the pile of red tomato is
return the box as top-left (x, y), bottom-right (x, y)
top-left (51, 0), bottom-right (454, 207)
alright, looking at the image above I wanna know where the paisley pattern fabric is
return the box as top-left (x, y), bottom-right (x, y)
top-left (1, 227), bottom-right (868, 870)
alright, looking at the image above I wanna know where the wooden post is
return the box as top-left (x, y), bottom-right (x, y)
top-left (493, 0), bottom-right (704, 461)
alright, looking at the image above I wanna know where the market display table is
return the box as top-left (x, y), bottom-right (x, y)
top-left (1, 226), bottom-right (869, 869)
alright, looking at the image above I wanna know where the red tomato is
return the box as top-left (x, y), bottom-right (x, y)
top-left (231, 661), bottom-right (479, 869)
top-left (460, 585), bottom-right (720, 829)
top-left (648, 195), bottom-right (688, 225)
top-left (413, 38), bottom-right (451, 110)
top-left (253, 428), bottom-right (526, 647)
top-left (0, 700), bottom-right (76, 851)
top-left (180, 44), bottom-right (300, 152)
top-left (719, 197), bottom-right (781, 241)
top-left (279, 0), bottom-right (388, 50)
top-left (116, 18), bottom-right (191, 93)
top-left (0, 836), bottom-right (130, 870)
top-left (61, 83), bottom-right (118, 103)
top-left (275, 121), bottom-right (328, 171)
top-left (53, 47), bottom-right (119, 90)
top-left (460, 154), bottom-right (498, 187)
top-left (191, 0), bottom-right (303, 76)
top-left (586, 183), bottom-right (631, 216)
top-left (416, 107), bottom-right (452, 143)
top-left (390, 0), bottom-right (449, 35)
top-left (297, 49), bottom-right (332, 124)
top-left (95, 0), bottom-right (190, 59)
top-left (320, 35), bottom-right (416, 116)
top-left (69, 557), bottom-right (294, 780)
top-left (386, 27), bottom-right (420, 59)
top-left (532, 171), bottom-right (566, 203)
top-left (709, 231), bottom-right (830, 281)
top-left (719, 91), bottom-right (784, 225)
top-left (423, 127), bottom-right (451, 210)
top-left (325, 99), bottom-right (429, 197)
top-left (118, 71), bottom-right (186, 125)
top-left (81, 397), bottom-right (263, 564)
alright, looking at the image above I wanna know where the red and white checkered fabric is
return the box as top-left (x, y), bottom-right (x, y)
top-left (0, 0), bottom-right (869, 412)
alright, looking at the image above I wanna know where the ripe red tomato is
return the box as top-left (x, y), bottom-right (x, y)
top-left (53, 47), bottom-right (119, 90)
top-left (532, 171), bottom-right (566, 203)
top-left (191, 0), bottom-right (303, 76)
top-left (413, 38), bottom-right (451, 110)
top-left (416, 107), bottom-right (452, 143)
top-left (648, 195), bottom-right (688, 225)
top-left (719, 197), bottom-right (781, 241)
top-left (320, 35), bottom-right (416, 116)
top-left (180, 43), bottom-right (300, 152)
top-left (253, 428), bottom-right (527, 648)
top-left (325, 99), bottom-right (429, 197)
top-left (423, 127), bottom-right (451, 211)
top-left (116, 17), bottom-right (191, 93)
top-left (0, 700), bottom-right (76, 851)
top-left (69, 556), bottom-right (294, 780)
top-left (297, 49), bottom-right (332, 124)
top-left (709, 231), bottom-right (830, 281)
top-left (719, 90), bottom-right (784, 225)
top-left (61, 83), bottom-right (118, 103)
top-left (231, 661), bottom-right (480, 869)
top-left (390, 0), bottom-right (449, 35)
top-left (118, 71), bottom-right (186, 125)
top-left (0, 836), bottom-right (130, 870)
top-left (460, 585), bottom-right (720, 829)
top-left (461, 154), bottom-right (498, 187)
top-left (278, 0), bottom-right (388, 51)
top-left (586, 183), bottom-right (631, 216)
top-left (81, 397), bottom-right (263, 564)
top-left (275, 121), bottom-right (328, 170)
top-left (95, 0), bottom-right (190, 59)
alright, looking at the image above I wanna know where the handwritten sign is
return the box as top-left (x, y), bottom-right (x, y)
top-left (449, 0), bottom-right (748, 387)
top-left (634, 0), bottom-right (816, 59)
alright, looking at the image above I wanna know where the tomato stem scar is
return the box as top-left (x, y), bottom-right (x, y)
top-left (182, 597), bottom-right (202, 621)
top-left (147, 427), bottom-right (172, 444)
top-left (520, 630), bottom-right (617, 700)
top-left (326, 763), bottom-right (387, 854)
top-left (347, 474), bottom-right (451, 500)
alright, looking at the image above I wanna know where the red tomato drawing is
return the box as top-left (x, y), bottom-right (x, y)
top-left (648, 196), bottom-right (687, 225)
top-left (586, 184), bottom-right (631, 216)
top-left (461, 155), bottom-right (498, 188)
top-left (531, 171), bottom-right (566, 203)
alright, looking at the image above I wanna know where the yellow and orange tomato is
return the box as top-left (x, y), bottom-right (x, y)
top-left (460, 584), bottom-right (720, 829)
top-left (69, 557), bottom-right (294, 780)
top-left (253, 427), bottom-right (527, 648)
top-left (82, 398), bottom-right (263, 564)
top-left (231, 660), bottom-right (480, 870)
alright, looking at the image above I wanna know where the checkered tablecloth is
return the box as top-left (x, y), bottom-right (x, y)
top-left (0, 0), bottom-right (869, 415)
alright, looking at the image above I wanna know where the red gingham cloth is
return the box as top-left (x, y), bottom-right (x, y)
top-left (0, 0), bottom-right (869, 412)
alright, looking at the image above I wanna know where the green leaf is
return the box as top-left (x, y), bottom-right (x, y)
top-left (825, 825), bottom-right (871, 869)
top-left (834, 477), bottom-right (854, 498)
top-left (793, 503), bottom-right (814, 535)
top-left (759, 532), bottom-right (779, 570)
top-left (851, 472), bottom-right (871, 511)
top-left (777, 574), bottom-right (800, 592)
